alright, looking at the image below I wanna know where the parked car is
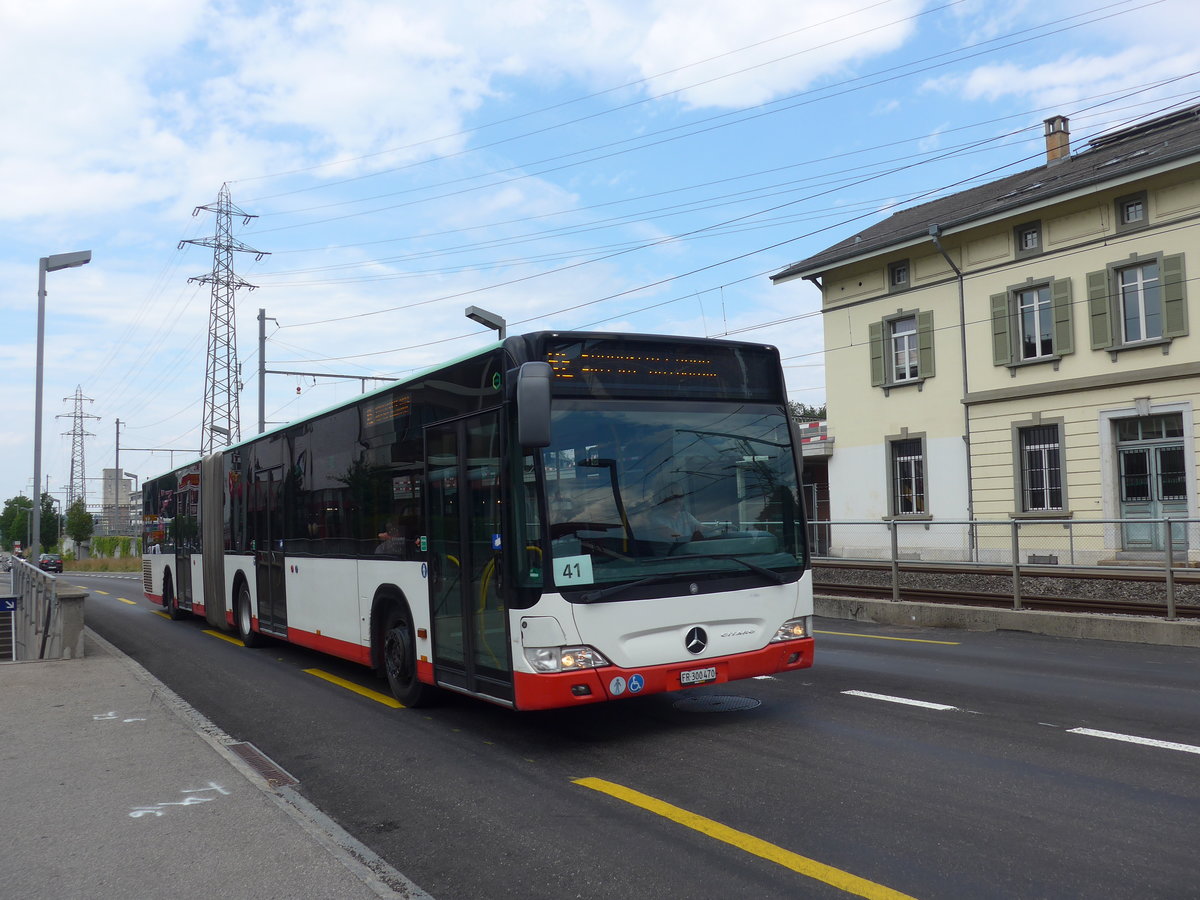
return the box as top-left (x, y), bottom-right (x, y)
top-left (38, 553), bottom-right (63, 573)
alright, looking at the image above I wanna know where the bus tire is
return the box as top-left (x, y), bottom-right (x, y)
top-left (235, 582), bottom-right (264, 648)
top-left (382, 602), bottom-right (435, 707)
top-left (164, 573), bottom-right (184, 621)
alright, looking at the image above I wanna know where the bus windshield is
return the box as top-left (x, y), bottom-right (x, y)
top-left (537, 400), bottom-right (806, 598)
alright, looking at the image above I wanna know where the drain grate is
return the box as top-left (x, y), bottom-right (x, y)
top-left (673, 695), bottom-right (761, 713)
top-left (227, 741), bottom-right (300, 787)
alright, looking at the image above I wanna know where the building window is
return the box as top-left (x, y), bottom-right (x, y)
top-left (888, 260), bottom-right (910, 292)
top-left (1014, 221), bottom-right (1042, 258)
top-left (1118, 261), bottom-right (1161, 342)
top-left (891, 315), bottom-right (918, 381)
top-left (990, 278), bottom-right (1072, 367)
top-left (1016, 285), bottom-right (1054, 360)
top-left (890, 438), bottom-right (925, 515)
top-left (1019, 425), bottom-right (1063, 511)
top-left (869, 310), bottom-right (934, 389)
top-left (1115, 191), bottom-right (1148, 232)
top-left (1088, 253), bottom-right (1187, 351)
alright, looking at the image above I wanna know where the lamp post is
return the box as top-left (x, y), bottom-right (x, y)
top-left (33, 250), bottom-right (92, 557)
top-left (465, 305), bottom-right (506, 339)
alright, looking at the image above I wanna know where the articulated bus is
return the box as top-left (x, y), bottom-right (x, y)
top-left (142, 331), bottom-right (814, 710)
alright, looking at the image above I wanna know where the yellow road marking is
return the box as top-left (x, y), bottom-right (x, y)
top-left (816, 629), bottom-right (960, 645)
top-left (94, 590), bottom-right (110, 595)
top-left (204, 629), bottom-right (245, 646)
top-left (304, 668), bottom-right (404, 709)
top-left (152, 610), bottom-right (170, 619)
top-left (574, 777), bottom-right (917, 900)
top-left (117, 597), bottom-right (137, 605)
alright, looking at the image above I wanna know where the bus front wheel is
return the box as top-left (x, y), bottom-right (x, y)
top-left (382, 603), bottom-right (434, 707)
top-left (235, 583), bottom-right (263, 648)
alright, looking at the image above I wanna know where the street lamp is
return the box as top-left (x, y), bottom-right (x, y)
top-left (33, 250), bottom-right (92, 557)
top-left (465, 305), bottom-right (506, 339)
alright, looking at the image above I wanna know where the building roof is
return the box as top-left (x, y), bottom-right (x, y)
top-left (771, 105), bottom-right (1200, 283)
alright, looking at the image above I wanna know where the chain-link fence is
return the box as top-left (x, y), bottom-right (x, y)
top-left (810, 517), bottom-right (1200, 619)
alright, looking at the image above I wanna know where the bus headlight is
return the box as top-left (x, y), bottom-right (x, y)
top-left (524, 645), bottom-right (611, 673)
top-left (769, 617), bottom-right (810, 642)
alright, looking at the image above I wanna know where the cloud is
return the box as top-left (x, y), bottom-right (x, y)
top-left (634, 0), bottom-right (924, 109)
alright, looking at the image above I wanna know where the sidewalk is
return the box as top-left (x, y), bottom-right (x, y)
top-left (0, 629), bottom-right (431, 900)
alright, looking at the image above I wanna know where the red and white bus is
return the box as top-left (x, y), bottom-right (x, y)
top-left (142, 331), bottom-right (814, 710)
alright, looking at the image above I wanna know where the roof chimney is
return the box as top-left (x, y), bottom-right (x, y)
top-left (1044, 115), bottom-right (1070, 164)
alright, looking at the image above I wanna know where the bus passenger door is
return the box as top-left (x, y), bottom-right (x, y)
top-left (425, 411), bottom-right (513, 703)
top-left (253, 467), bottom-right (288, 636)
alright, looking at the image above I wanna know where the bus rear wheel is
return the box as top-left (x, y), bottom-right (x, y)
top-left (383, 603), bottom-right (434, 707)
top-left (235, 583), bottom-right (263, 648)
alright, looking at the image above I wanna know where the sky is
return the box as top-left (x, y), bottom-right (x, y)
top-left (3, 0), bottom-right (1199, 510)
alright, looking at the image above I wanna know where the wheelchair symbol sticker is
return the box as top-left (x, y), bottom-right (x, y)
top-left (628, 674), bottom-right (644, 693)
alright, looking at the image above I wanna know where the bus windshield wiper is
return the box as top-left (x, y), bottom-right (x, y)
top-left (579, 574), bottom-right (678, 603)
top-left (682, 553), bottom-right (790, 584)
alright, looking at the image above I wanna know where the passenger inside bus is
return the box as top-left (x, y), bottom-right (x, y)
top-left (375, 520), bottom-right (407, 557)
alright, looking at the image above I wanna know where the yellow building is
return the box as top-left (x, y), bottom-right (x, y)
top-left (772, 107), bottom-right (1200, 564)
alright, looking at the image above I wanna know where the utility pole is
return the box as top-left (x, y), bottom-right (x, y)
top-left (58, 386), bottom-right (99, 509)
top-left (258, 308), bottom-right (276, 435)
top-left (257, 306), bottom-right (391, 433)
top-left (180, 183), bottom-right (269, 455)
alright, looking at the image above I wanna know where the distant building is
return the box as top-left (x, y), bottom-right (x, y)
top-left (773, 106), bottom-right (1200, 563)
top-left (100, 468), bottom-right (137, 536)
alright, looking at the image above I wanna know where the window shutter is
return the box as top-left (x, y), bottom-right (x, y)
top-left (1086, 270), bottom-right (1113, 349)
top-left (869, 321), bottom-right (885, 386)
top-left (1162, 253), bottom-right (1189, 338)
top-left (1051, 277), bottom-right (1074, 356)
top-left (990, 292), bottom-right (1010, 365)
top-left (917, 310), bottom-right (935, 378)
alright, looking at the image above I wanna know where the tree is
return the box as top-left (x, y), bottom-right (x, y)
top-left (65, 498), bottom-right (95, 546)
top-left (788, 401), bottom-right (827, 421)
top-left (0, 495), bottom-right (33, 553)
top-left (39, 492), bottom-right (61, 553)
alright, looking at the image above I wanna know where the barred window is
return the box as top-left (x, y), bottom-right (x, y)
top-left (891, 438), bottom-right (925, 515)
top-left (1020, 425), bottom-right (1062, 511)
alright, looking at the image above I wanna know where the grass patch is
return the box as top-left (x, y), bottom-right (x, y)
top-left (67, 558), bottom-right (142, 573)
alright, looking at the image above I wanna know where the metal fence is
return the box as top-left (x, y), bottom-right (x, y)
top-left (810, 517), bottom-right (1200, 620)
top-left (8, 558), bottom-right (85, 660)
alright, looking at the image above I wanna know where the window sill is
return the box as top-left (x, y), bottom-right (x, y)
top-left (1005, 354), bottom-right (1062, 376)
top-left (880, 376), bottom-right (926, 396)
top-left (1107, 337), bottom-right (1173, 360)
top-left (1010, 510), bottom-right (1073, 520)
top-left (881, 513), bottom-right (933, 522)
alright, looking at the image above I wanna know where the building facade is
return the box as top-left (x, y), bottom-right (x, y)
top-left (773, 107), bottom-right (1200, 564)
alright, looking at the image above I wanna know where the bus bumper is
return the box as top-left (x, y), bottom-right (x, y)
top-left (512, 637), bottom-right (814, 711)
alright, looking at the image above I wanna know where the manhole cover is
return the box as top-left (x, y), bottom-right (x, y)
top-left (673, 695), bottom-right (761, 713)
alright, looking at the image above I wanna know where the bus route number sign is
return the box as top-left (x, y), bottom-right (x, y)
top-left (556, 555), bottom-right (594, 586)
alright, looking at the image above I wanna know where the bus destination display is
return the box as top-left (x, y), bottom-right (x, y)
top-left (541, 337), bottom-right (782, 402)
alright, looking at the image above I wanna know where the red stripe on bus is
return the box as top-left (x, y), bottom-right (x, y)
top-left (287, 627), bottom-right (373, 667)
top-left (512, 638), bottom-right (814, 711)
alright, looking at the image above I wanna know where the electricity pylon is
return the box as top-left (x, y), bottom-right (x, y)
top-left (179, 183), bottom-right (269, 455)
top-left (58, 385), bottom-right (99, 507)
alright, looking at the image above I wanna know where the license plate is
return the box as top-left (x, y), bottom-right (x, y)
top-left (680, 666), bottom-right (717, 685)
